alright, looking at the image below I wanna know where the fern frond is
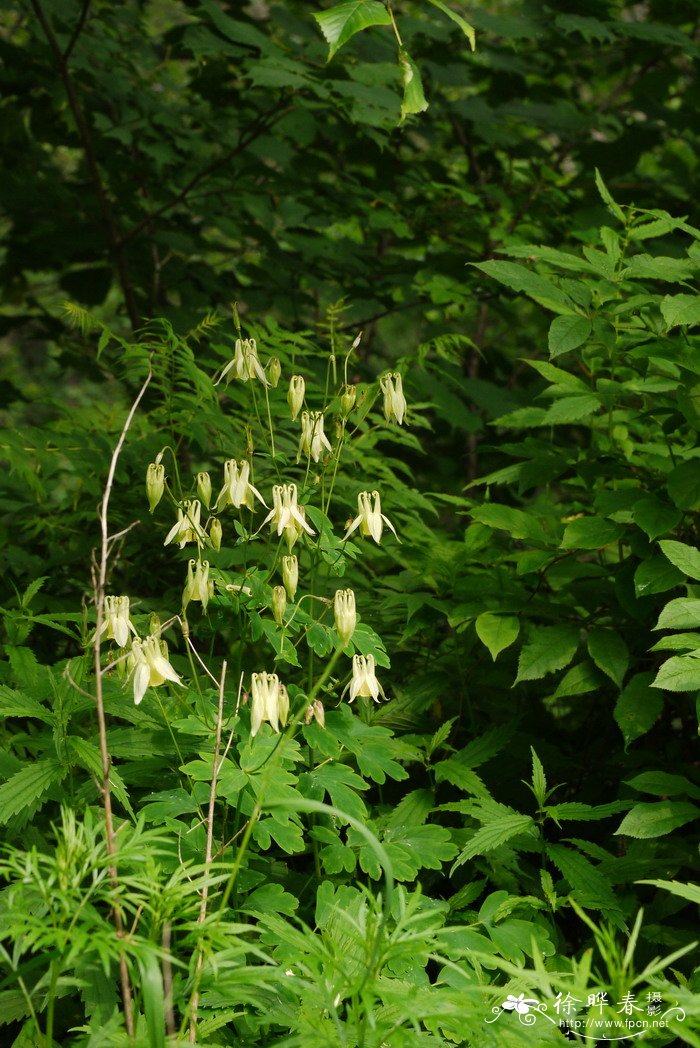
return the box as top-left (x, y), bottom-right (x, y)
top-left (63, 302), bottom-right (102, 335)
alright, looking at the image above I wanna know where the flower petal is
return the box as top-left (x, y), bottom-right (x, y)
top-left (133, 663), bottom-right (150, 706)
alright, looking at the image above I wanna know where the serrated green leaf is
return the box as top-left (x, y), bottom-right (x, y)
top-left (543, 394), bottom-right (600, 424)
top-left (560, 516), bottom-right (624, 550)
top-left (625, 771), bottom-right (700, 800)
top-left (661, 294), bottom-right (700, 329)
top-left (515, 626), bottom-right (579, 683)
top-left (651, 654), bottom-right (700, 692)
top-left (634, 556), bottom-right (684, 596)
top-left (615, 801), bottom-right (700, 838)
top-left (595, 168), bottom-right (625, 222)
top-left (0, 759), bottom-right (65, 825)
top-left (587, 628), bottom-right (629, 688)
top-left (659, 540), bottom-right (700, 580)
top-left (475, 612), bottom-right (520, 661)
top-left (654, 598), bottom-right (700, 630)
top-left (452, 813), bottom-right (535, 869)
top-left (548, 314), bottom-right (591, 358)
top-left (614, 673), bottom-right (662, 745)
top-left (470, 503), bottom-right (547, 543)
top-left (472, 260), bottom-right (577, 315)
top-left (636, 879), bottom-right (700, 906)
top-left (398, 48), bottom-right (428, 121)
top-left (425, 0), bottom-right (475, 48)
top-left (631, 495), bottom-right (682, 540)
top-left (314, 1), bottom-right (392, 60)
top-left (546, 801), bottom-right (629, 822)
top-left (548, 843), bottom-right (621, 914)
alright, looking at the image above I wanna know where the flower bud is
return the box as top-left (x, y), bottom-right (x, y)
top-left (272, 585), bottom-right (287, 626)
top-left (340, 384), bottom-right (356, 416)
top-left (267, 356), bottom-right (282, 388)
top-left (282, 555), bottom-right (298, 600)
top-left (209, 518), bottom-right (222, 551)
top-left (380, 372), bottom-right (407, 425)
top-left (149, 613), bottom-right (161, 636)
top-left (304, 700), bottom-right (325, 727)
top-left (334, 588), bottom-right (356, 645)
top-left (146, 463), bottom-right (165, 513)
top-left (197, 471), bottom-right (212, 509)
top-left (287, 375), bottom-right (305, 421)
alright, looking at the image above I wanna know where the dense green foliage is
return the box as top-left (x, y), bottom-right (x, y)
top-left (1, 1), bottom-right (699, 1045)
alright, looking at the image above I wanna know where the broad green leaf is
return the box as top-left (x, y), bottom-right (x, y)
top-left (543, 394), bottom-right (599, 424)
top-left (587, 628), bottom-right (629, 688)
top-left (425, 0), bottom-right (476, 49)
top-left (470, 503), bottom-right (546, 543)
top-left (434, 760), bottom-right (490, 800)
top-left (475, 612), bottom-right (520, 660)
top-left (667, 460), bottom-right (700, 511)
top-left (548, 315), bottom-right (591, 357)
top-left (560, 516), bottom-right (624, 550)
top-left (614, 672), bottom-right (661, 745)
top-left (0, 685), bottom-right (54, 724)
top-left (385, 823), bottom-right (458, 871)
top-left (138, 954), bottom-right (166, 1048)
top-left (650, 631), bottom-right (700, 652)
top-left (615, 801), bottom-right (699, 839)
top-left (398, 48), bottom-right (428, 122)
top-left (515, 626), bottom-right (579, 683)
top-left (305, 762), bottom-right (368, 823)
top-left (653, 598), bottom-right (700, 630)
top-left (552, 661), bottom-right (603, 698)
top-left (472, 260), bottom-right (577, 315)
top-left (452, 813), bottom-right (534, 869)
top-left (314, 1), bottom-right (392, 60)
top-left (546, 801), bottom-right (629, 822)
top-left (634, 556), bottom-right (684, 597)
top-left (548, 844), bottom-right (621, 914)
top-left (0, 759), bottom-right (65, 825)
top-left (622, 254), bottom-right (699, 281)
top-left (659, 540), bottom-right (700, 580)
top-left (661, 294), bottom-right (700, 329)
top-left (651, 655), bottom-right (700, 692)
top-left (625, 771), bottom-right (700, 800)
top-left (385, 788), bottom-right (433, 829)
top-left (631, 495), bottom-right (682, 539)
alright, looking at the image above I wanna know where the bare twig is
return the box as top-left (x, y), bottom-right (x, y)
top-left (91, 367), bottom-right (152, 1036)
top-left (62, 0), bottom-right (91, 61)
top-left (189, 660), bottom-right (227, 1043)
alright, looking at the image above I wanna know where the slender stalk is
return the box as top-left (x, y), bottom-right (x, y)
top-left (92, 368), bottom-right (151, 1036)
top-left (188, 661), bottom-right (227, 1043)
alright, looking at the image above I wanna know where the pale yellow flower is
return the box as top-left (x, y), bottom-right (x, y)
top-left (345, 653), bottom-right (386, 703)
top-left (215, 459), bottom-right (266, 512)
top-left (272, 585), bottom-right (287, 625)
top-left (128, 635), bottom-right (182, 706)
top-left (380, 372), bottom-right (407, 425)
top-left (282, 554), bottom-right (298, 600)
top-left (298, 411), bottom-right (332, 463)
top-left (219, 338), bottom-right (269, 385)
top-left (98, 595), bottom-right (138, 648)
top-left (146, 463), bottom-right (165, 512)
top-left (183, 559), bottom-right (211, 612)
top-left (262, 483), bottom-right (315, 548)
top-left (334, 589), bottom-right (356, 645)
top-left (344, 491), bottom-right (397, 544)
top-left (196, 471), bottom-right (212, 509)
top-left (163, 499), bottom-right (204, 549)
top-left (287, 375), bottom-right (305, 421)
top-left (250, 671), bottom-right (289, 735)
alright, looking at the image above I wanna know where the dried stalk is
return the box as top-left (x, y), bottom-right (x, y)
top-left (189, 660), bottom-right (227, 1043)
top-left (92, 368), bottom-right (151, 1036)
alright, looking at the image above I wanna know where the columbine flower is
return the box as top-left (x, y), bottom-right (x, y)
top-left (146, 463), bottom-right (165, 512)
top-left (219, 338), bottom-right (269, 386)
top-left (334, 589), bottom-right (356, 645)
top-left (344, 654), bottom-right (386, 704)
top-left (128, 635), bottom-right (182, 706)
top-left (340, 384), bottom-right (356, 416)
top-left (215, 459), bottom-right (266, 513)
top-left (282, 554), bottom-right (298, 600)
top-left (272, 585), bottom-right (287, 625)
top-left (287, 375), bottom-right (305, 421)
top-left (197, 471), bottom-right (212, 509)
top-left (298, 411), bottom-right (332, 463)
top-left (164, 499), bottom-right (203, 548)
top-left (380, 372), bottom-right (407, 425)
top-left (250, 671), bottom-right (289, 735)
top-left (304, 700), bottom-right (325, 727)
top-left (262, 483), bottom-right (315, 549)
top-left (209, 518), bottom-right (222, 551)
top-left (502, 995), bottom-right (539, 1015)
top-left (267, 356), bottom-right (282, 388)
top-left (344, 491), bottom-right (397, 545)
top-left (98, 595), bottom-right (138, 648)
top-left (183, 559), bottom-right (211, 612)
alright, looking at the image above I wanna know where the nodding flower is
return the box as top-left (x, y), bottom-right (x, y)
top-left (218, 337), bottom-right (269, 386)
top-left (272, 585), bottom-right (287, 626)
top-left (146, 463), bottom-right (165, 512)
top-left (215, 459), bottom-right (266, 512)
top-left (287, 375), bottom-right (305, 421)
top-left (380, 372), bottom-right (407, 425)
top-left (334, 589), bottom-right (356, 645)
top-left (250, 671), bottom-right (289, 735)
top-left (196, 471), bottom-right (212, 509)
top-left (183, 559), bottom-right (211, 612)
top-left (128, 635), bottom-right (182, 706)
top-left (344, 490), bottom-right (397, 545)
top-left (98, 595), bottom-right (138, 648)
top-left (261, 483), bottom-right (315, 550)
top-left (344, 654), bottom-right (386, 704)
top-left (163, 499), bottom-right (204, 549)
top-left (298, 411), bottom-right (332, 463)
top-left (282, 554), bottom-right (298, 600)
